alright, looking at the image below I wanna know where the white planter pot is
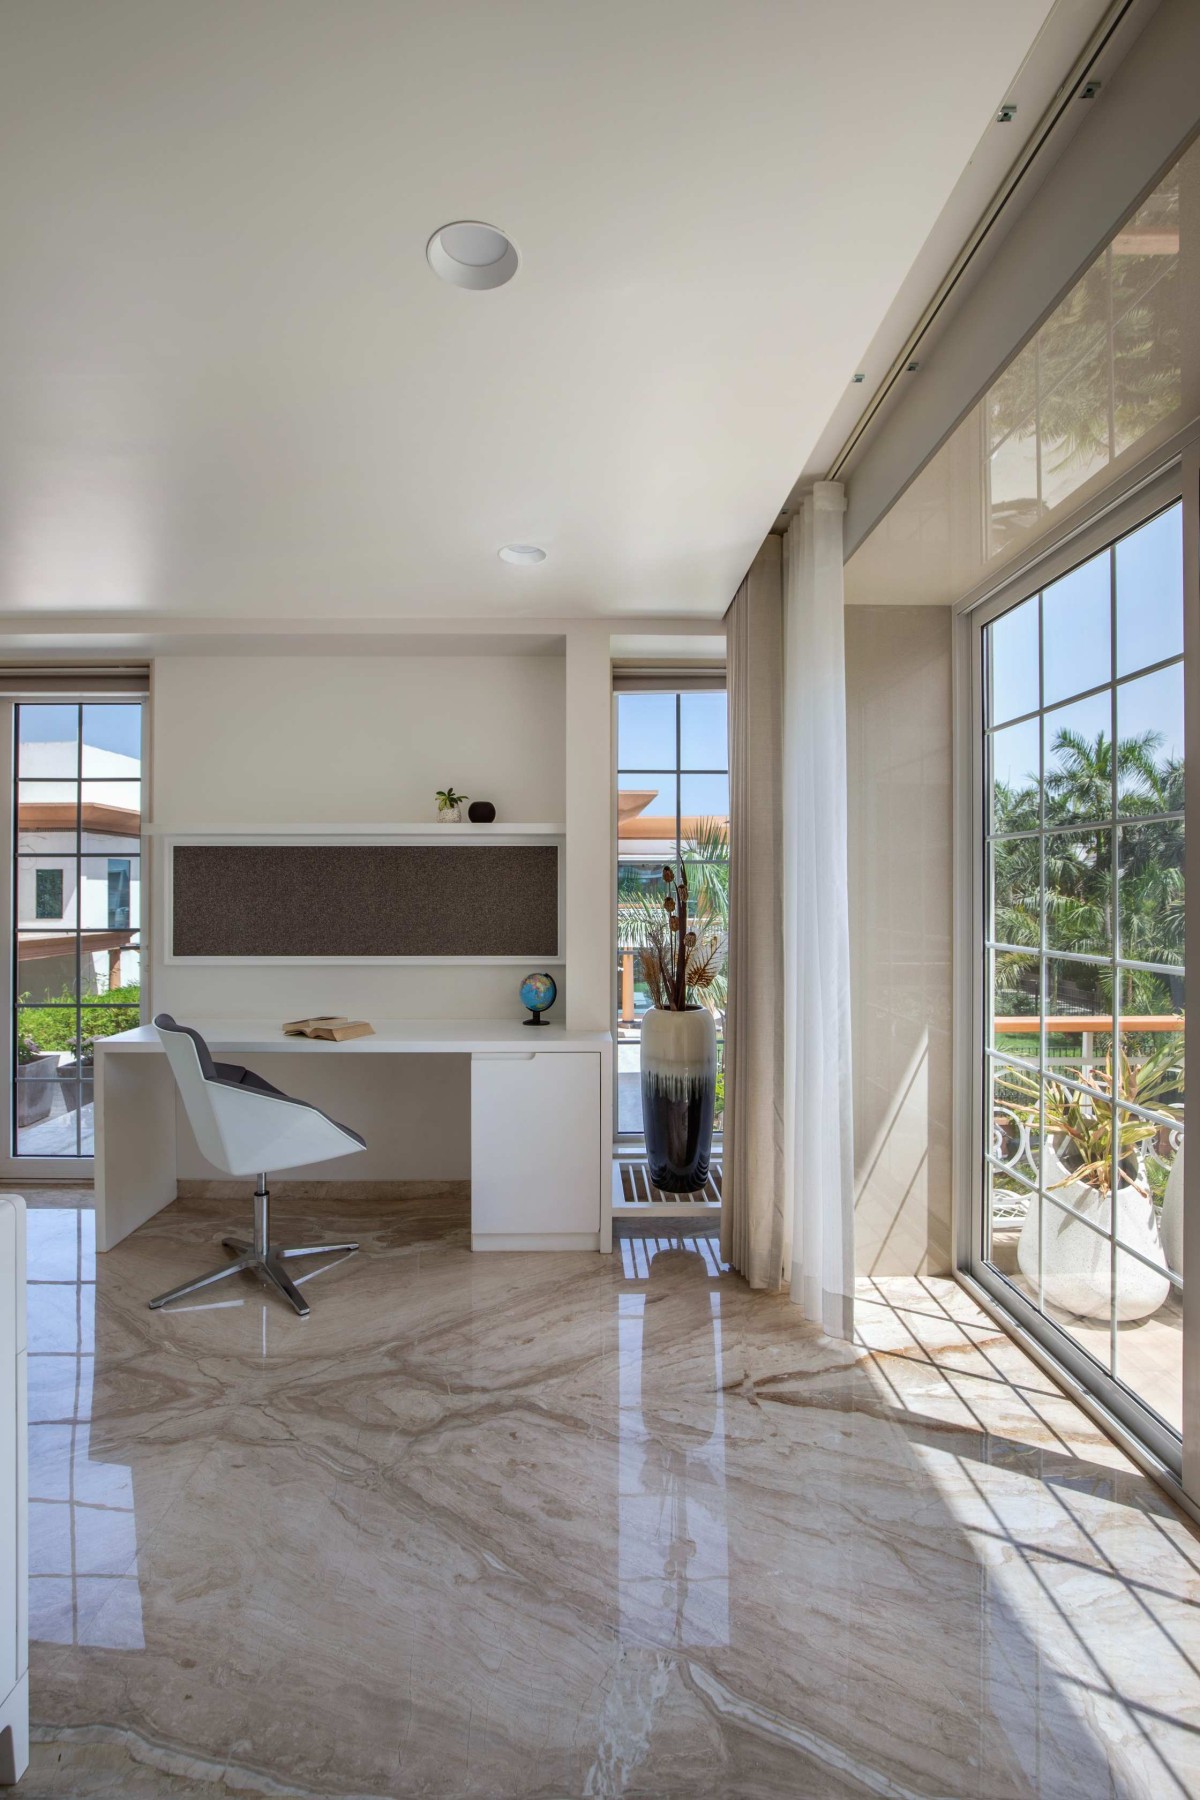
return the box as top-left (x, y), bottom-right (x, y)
top-left (640, 1006), bottom-right (717, 1193)
top-left (1017, 1147), bottom-right (1170, 1322)
top-left (1160, 1139), bottom-right (1184, 1278)
top-left (437, 805), bottom-right (462, 824)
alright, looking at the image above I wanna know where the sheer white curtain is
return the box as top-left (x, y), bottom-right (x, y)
top-left (721, 492), bottom-right (855, 1338)
top-left (781, 483), bottom-right (854, 1337)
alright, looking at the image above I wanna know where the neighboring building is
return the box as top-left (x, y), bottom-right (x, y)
top-left (16, 742), bottom-right (141, 1001)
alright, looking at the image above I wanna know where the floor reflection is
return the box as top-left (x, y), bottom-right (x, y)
top-left (617, 1234), bottom-right (729, 1649)
top-left (25, 1206), bottom-right (144, 1651)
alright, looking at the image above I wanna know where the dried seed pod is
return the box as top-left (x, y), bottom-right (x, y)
top-left (662, 866), bottom-right (674, 883)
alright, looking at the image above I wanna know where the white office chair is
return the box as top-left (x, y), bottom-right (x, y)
top-left (149, 1014), bottom-right (365, 1317)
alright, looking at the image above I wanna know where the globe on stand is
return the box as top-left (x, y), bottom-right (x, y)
top-left (519, 972), bottom-right (558, 1027)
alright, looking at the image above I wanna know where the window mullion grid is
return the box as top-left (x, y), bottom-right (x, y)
top-left (74, 703), bottom-right (82, 1157)
top-left (1037, 585), bottom-right (1046, 1315)
top-left (10, 710), bottom-right (17, 1157)
top-left (1109, 546), bottom-right (1119, 1379)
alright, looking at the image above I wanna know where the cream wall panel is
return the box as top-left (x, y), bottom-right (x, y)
top-left (151, 655), bottom-right (565, 827)
top-left (846, 607), bottom-right (953, 1276)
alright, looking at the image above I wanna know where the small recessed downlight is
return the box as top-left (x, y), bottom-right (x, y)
top-left (498, 544), bottom-right (546, 566)
top-left (427, 221), bottom-right (519, 290)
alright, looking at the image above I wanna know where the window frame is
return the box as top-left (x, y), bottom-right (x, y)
top-left (612, 677), bottom-right (728, 1148)
top-left (0, 692), bottom-right (148, 1175)
top-left (954, 446), bottom-right (1199, 1500)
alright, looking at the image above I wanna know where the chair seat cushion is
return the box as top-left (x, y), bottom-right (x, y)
top-left (211, 1061), bottom-right (366, 1148)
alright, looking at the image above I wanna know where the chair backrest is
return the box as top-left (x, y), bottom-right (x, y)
top-left (154, 1015), bottom-right (233, 1169)
top-left (153, 1014), bottom-right (363, 1178)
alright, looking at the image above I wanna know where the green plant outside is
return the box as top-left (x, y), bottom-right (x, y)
top-left (18, 983), bottom-right (141, 1060)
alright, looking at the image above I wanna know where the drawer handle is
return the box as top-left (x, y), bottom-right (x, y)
top-left (474, 1052), bottom-right (536, 1061)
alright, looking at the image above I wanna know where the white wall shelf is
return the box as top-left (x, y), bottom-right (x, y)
top-left (143, 822), bottom-right (566, 838)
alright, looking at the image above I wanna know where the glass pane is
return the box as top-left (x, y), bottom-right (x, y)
top-left (1037, 259), bottom-right (1108, 396)
top-left (1043, 690), bottom-right (1112, 825)
top-left (985, 1161), bottom-right (1032, 1275)
top-left (990, 836), bottom-right (1039, 949)
top-left (18, 783), bottom-right (78, 845)
top-left (987, 593), bottom-right (1039, 727)
top-left (680, 773), bottom-right (728, 830)
top-left (78, 857), bottom-right (139, 931)
top-left (79, 1008), bottom-right (135, 1053)
top-left (1114, 1256), bottom-right (1181, 1434)
top-left (988, 1058), bottom-right (1039, 1188)
top-left (17, 861), bottom-right (76, 929)
top-left (1112, 250), bottom-right (1181, 462)
top-left (80, 780), bottom-right (140, 838)
top-left (1041, 549), bottom-right (1111, 707)
top-left (1118, 821), bottom-right (1184, 969)
top-left (16, 939), bottom-right (78, 1005)
top-left (617, 775), bottom-right (677, 857)
top-left (1116, 973), bottom-right (1184, 1122)
top-left (1037, 1193), bottom-right (1113, 1373)
top-left (16, 1068), bottom-right (82, 1158)
top-left (1043, 827), bottom-right (1111, 957)
top-left (989, 717), bottom-right (1040, 832)
top-left (82, 937), bottom-right (140, 1001)
top-left (679, 692), bottom-right (727, 769)
top-left (1117, 663), bottom-right (1184, 815)
top-left (17, 1003), bottom-right (79, 1061)
top-left (988, 416), bottom-right (1040, 552)
top-left (1043, 957), bottom-right (1112, 1089)
top-left (617, 693), bottom-right (675, 770)
top-left (17, 705), bottom-right (78, 779)
top-left (1040, 342), bottom-right (1111, 514)
top-left (14, 1058), bottom-right (67, 1142)
top-left (81, 705), bottom-right (142, 777)
top-left (990, 948), bottom-right (1038, 1062)
top-left (1116, 504), bottom-right (1184, 678)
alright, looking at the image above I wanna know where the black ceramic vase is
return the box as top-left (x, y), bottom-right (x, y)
top-left (468, 800), bottom-right (497, 823)
top-left (640, 1005), bottom-right (717, 1192)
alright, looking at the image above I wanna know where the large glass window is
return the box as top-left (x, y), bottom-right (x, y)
top-left (982, 500), bottom-right (1185, 1439)
top-left (616, 689), bottom-right (728, 1138)
top-left (14, 703), bottom-right (143, 1157)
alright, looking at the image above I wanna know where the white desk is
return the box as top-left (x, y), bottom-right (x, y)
top-left (94, 1020), bottom-right (613, 1256)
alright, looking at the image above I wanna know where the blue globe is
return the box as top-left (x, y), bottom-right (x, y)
top-left (520, 972), bottom-right (558, 1019)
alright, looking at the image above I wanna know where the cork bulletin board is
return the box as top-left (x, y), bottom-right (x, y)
top-left (170, 843), bottom-right (560, 960)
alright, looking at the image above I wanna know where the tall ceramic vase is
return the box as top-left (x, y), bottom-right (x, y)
top-left (640, 1006), bottom-right (717, 1193)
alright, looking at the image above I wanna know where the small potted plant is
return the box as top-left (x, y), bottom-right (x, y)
top-left (636, 863), bottom-right (724, 1192)
top-left (435, 787), bottom-right (468, 824)
top-left (1008, 1044), bottom-right (1180, 1320)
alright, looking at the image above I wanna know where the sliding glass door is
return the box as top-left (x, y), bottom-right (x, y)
top-left (6, 700), bottom-right (144, 1163)
top-left (968, 473), bottom-right (1193, 1479)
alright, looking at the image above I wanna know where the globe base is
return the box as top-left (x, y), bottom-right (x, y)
top-left (522, 1012), bottom-right (548, 1027)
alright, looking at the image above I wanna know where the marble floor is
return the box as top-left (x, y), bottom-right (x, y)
top-left (14, 1183), bottom-right (1200, 1798)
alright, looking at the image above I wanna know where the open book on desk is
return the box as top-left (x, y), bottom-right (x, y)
top-left (282, 1016), bottom-right (375, 1042)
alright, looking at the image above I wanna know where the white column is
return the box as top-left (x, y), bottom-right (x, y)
top-left (564, 625), bottom-right (613, 1032)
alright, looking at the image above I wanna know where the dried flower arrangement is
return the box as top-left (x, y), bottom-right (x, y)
top-left (640, 863), bottom-right (724, 1013)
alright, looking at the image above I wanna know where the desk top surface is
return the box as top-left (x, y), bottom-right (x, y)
top-left (96, 1019), bottom-right (611, 1055)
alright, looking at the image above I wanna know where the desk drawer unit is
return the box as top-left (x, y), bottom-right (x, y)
top-left (471, 1052), bottom-right (601, 1248)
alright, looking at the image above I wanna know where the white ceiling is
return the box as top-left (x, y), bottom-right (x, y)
top-left (0, 1), bottom-right (1068, 629)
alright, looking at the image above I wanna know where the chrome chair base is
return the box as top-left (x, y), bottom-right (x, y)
top-left (149, 1178), bottom-right (358, 1318)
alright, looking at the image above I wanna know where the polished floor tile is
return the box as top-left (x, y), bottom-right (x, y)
top-left (14, 1188), bottom-right (1200, 1798)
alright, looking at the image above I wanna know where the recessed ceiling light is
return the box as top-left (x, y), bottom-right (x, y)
top-left (427, 221), bottom-right (519, 290)
top-left (498, 544), bottom-right (546, 565)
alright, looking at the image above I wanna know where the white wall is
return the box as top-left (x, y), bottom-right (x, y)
top-left (148, 651), bottom-right (568, 1178)
top-left (151, 654), bottom-right (565, 827)
top-left (846, 606), bottom-right (953, 1277)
